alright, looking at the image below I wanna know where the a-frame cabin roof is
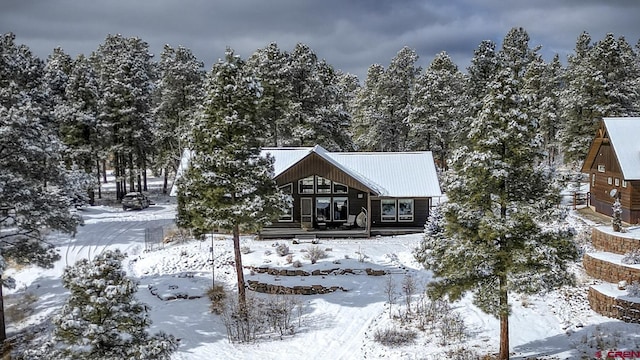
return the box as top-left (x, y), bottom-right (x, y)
top-left (582, 117), bottom-right (640, 180)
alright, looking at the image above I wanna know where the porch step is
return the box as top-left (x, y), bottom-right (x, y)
top-left (293, 233), bottom-right (318, 243)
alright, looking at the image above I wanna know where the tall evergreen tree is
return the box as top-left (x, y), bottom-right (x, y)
top-left (352, 63), bottom-right (386, 150)
top-left (560, 32), bottom-right (639, 165)
top-left (409, 51), bottom-right (467, 167)
top-left (153, 44), bottom-right (205, 194)
top-left (24, 250), bottom-right (177, 359)
top-left (246, 42), bottom-right (292, 147)
top-left (0, 32), bottom-right (81, 342)
top-left (177, 49), bottom-right (287, 311)
top-left (417, 28), bottom-right (578, 360)
top-left (92, 35), bottom-right (155, 199)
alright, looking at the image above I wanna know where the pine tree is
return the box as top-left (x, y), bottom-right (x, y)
top-left (92, 35), bottom-right (155, 199)
top-left (0, 32), bottom-right (81, 342)
top-left (177, 49), bottom-right (287, 312)
top-left (246, 42), bottom-right (292, 147)
top-left (352, 63), bottom-right (386, 150)
top-left (409, 51), bottom-right (467, 167)
top-left (24, 250), bottom-right (177, 359)
top-left (419, 28), bottom-right (578, 360)
top-left (153, 44), bottom-right (205, 194)
top-left (612, 197), bottom-right (623, 232)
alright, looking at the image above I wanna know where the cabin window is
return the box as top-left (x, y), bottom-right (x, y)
top-left (623, 180), bottom-right (627, 188)
top-left (592, 174), bottom-right (596, 187)
top-left (299, 176), bottom-right (314, 194)
top-left (398, 199), bottom-right (414, 222)
top-left (333, 182), bottom-right (348, 194)
top-left (381, 199), bottom-right (397, 222)
top-left (316, 176), bottom-right (331, 194)
top-left (607, 177), bottom-right (612, 185)
top-left (333, 197), bottom-right (348, 222)
top-left (615, 178), bottom-right (620, 187)
top-left (597, 164), bottom-right (605, 172)
top-left (316, 197), bottom-right (331, 222)
top-left (279, 183), bottom-right (293, 222)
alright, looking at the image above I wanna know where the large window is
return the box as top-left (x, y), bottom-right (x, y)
top-left (299, 176), bottom-right (314, 194)
top-left (381, 199), bottom-right (397, 222)
top-left (333, 182), bottom-right (348, 194)
top-left (398, 199), bottom-right (414, 222)
top-left (316, 197), bottom-right (331, 222)
top-left (333, 197), bottom-right (348, 222)
top-left (316, 176), bottom-right (331, 194)
top-left (279, 183), bottom-right (293, 222)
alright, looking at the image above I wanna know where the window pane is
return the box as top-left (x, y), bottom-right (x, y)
top-left (316, 197), bottom-right (331, 222)
top-left (278, 183), bottom-right (293, 222)
top-left (398, 199), bottom-right (414, 221)
top-left (299, 176), bottom-right (314, 194)
top-left (333, 197), bottom-right (348, 221)
top-left (381, 199), bottom-right (396, 222)
top-left (333, 182), bottom-right (348, 194)
top-left (316, 176), bottom-right (331, 194)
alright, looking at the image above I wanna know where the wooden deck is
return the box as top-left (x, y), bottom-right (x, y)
top-left (258, 226), bottom-right (424, 240)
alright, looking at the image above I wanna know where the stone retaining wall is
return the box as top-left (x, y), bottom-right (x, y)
top-left (592, 227), bottom-right (640, 255)
top-left (583, 253), bottom-right (640, 284)
top-left (588, 286), bottom-right (640, 323)
top-left (247, 280), bottom-right (346, 295)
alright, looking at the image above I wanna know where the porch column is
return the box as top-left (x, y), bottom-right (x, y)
top-left (366, 192), bottom-right (371, 237)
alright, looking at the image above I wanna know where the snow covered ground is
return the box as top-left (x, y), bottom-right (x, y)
top-left (5, 193), bottom-right (640, 359)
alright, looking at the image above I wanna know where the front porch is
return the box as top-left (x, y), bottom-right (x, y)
top-left (258, 226), bottom-right (424, 240)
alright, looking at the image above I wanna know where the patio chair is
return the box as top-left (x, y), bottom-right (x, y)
top-left (341, 214), bottom-right (356, 229)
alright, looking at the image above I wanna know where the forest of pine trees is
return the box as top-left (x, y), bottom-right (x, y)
top-left (2, 29), bottom-right (639, 205)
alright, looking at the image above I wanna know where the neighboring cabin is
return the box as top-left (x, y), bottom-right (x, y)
top-left (173, 145), bottom-right (442, 238)
top-left (582, 117), bottom-right (640, 224)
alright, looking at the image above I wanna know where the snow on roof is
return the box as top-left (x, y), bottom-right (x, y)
top-left (263, 145), bottom-right (442, 198)
top-left (604, 117), bottom-right (640, 180)
top-left (172, 146), bottom-right (442, 198)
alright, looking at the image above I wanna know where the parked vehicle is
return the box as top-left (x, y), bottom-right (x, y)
top-left (122, 192), bottom-right (151, 210)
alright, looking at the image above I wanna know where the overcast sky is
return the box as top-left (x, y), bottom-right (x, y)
top-left (2, 1), bottom-right (639, 80)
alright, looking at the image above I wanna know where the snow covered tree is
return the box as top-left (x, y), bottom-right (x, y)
top-left (0, 32), bottom-right (82, 342)
top-left (420, 28), bottom-right (578, 360)
top-left (560, 32), bottom-right (639, 165)
top-left (409, 51), bottom-right (467, 167)
top-left (92, 34), bottom-right (156, 199)
top-left (177, 49), bottom-right (288, 312)
top-left (353, 47), bottom-right (419, 151)
top-left (153, 44), bottom-right (205, 194)
top-left (612, 197), bottom-right (623, 232)
top-left (352, 63), bottom-right (386, 150)
top-left (246, 42), bottom-right (292, 147)
top-left (23, 250), bottom-right (177, 359)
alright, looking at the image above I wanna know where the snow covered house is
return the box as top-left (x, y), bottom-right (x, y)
top-left (581, 117), bottom-right (640, 224)
top-left (173, 145), bottom-right (442, 238)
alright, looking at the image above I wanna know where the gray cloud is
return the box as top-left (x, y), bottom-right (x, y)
top-left (2, 0), bottom-right (639, 79)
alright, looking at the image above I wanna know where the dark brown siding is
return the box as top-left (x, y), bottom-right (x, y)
top-left (370, 198), bottom-right (430, 228)
top-left (276, 153), bottom-right (372, 193)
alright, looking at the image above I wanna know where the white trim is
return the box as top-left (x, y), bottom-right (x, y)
top-left (299, 176), bottom-right (315, 194)
top-left (381, 199), bottom-right (397, 222)
top-left (398, 198), bottom-right (414, 222)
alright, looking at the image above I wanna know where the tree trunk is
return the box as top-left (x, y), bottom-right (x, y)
top-left (0, 278), bottom-right (5, 344)
top-left (232, 224), bottom-right (247, 314)
top-left (128, 153), bottom-right (135, 193)
top-left (499, 273), bottom-right (509, 360)
top-left (96, 159), bottom-right (102, 200)
top-left (163, 167), bottom-right (169, 195)
top-left (102, 159), bottom-right (107, 183)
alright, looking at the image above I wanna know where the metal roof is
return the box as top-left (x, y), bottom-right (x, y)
top-left (263, 146), bottom-right (442, 198)
top-left (604, 117), bottom-right (640, 180)
top-left (172, 146), bottom-right (443, 198)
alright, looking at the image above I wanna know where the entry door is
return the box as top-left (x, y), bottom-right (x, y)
top-left (300, 198), bottom-right (313, 225)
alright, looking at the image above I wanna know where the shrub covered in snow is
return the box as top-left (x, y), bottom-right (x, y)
top-left (22, 250), bottom-right (177, 360)
top-left (276, 243), bottom-right (289, 256)
top-left (612, 198), bottom-right (623, 232)
top-left (373, 328), bottom-right (417, 347)
top-left (622, 249), bottom-right (640, 265)
top-left (627, 282), bottom-right (640, 297)
top-left (304, 246), bottom-right (327, 264)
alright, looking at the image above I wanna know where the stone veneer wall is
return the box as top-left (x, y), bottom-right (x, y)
top-left (588, 287), bottom-right (640, 323)
top-left (592, 227), bottom-right (640, 255)
top-left (583, 253), bottom-right (640, 284)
